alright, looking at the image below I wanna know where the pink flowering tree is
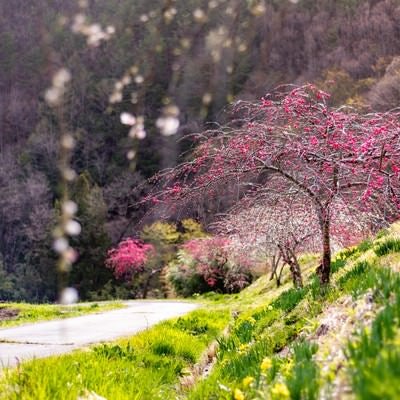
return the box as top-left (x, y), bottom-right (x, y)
top-left (152, 85), bottom-right (400, 284)
top-left (184, 237), bottom-right (229, 289)
top-left (216, 190), bottom-right (373, 288)
top-left (106, 238), bottom-right (156, 298)
top-left (216, 193), bottom-right (320, 288)
top-left (169, 236), bottom-right (253, 296)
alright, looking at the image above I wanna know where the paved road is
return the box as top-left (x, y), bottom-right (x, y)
top-left (0, 301), bottom-right (198, 368)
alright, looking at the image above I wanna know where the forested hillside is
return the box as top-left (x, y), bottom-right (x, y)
top-left (2, 0), bottom-right (400, 302)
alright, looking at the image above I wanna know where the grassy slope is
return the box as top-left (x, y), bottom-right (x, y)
top-left (1, 223), bottom-right (400, 399)
top-left (0, 302), bottom-right (124, 328)
top-left (186, 222), bottom-right (400, 400)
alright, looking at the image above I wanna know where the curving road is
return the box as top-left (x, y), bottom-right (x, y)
top-left (0, 301), bottom-right (198, 368)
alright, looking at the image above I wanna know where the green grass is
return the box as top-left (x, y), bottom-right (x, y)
top-left (374, 237), bottom-right (400, 257)
top-left (285, 341), bottom-right (320, 400)
top-left (271, 287), bottom-right (308, 313)
top-left (185, 225), bottom-right (400, 400)
top-left (2, 223), bottom-right (400, 399)
top-left (0, 302), bottom-right (124, 328)
top-left (346, 271), bottom-right (400, 399)
top-left (0, 309), bottom-right (230, 400)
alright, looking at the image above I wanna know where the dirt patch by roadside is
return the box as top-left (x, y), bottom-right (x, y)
top-left (0, 307), bottom-right (20, 322)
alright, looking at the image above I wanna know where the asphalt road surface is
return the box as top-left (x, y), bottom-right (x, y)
top-left (0, 301), bottom-right (198, 368)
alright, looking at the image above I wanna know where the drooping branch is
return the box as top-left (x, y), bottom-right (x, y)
top-left (147, 85), bottom-right (400, 284)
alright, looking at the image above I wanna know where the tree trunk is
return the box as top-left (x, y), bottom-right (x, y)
top-left (278, 246), bottom-right (303, 288)
top-left (142, 268), bottom-right (163, 299)
top-left (269, 254), bottom-right (283, 287)
top-left (159, 266), bottom-right (172, 298)
top-left (277, 264), bottom-right (285, 287)
top-left (317, 219), bottom-right (331, 285)
top-left (142, 274), bottom-right (152, 299)
top-left (288, 259), bottom-right (303, 288)
top-left (286, 248), bottom-right (303, 288)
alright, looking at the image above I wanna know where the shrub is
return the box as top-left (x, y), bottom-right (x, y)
top-left (168, 237), bottom-right (253, 296)
top-left (106, 238), bottom-right (154, 279)
top-left (168, 260), bottom-right (210, 297)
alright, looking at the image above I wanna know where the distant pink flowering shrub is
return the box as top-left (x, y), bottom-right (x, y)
top-left (169, 236), bottom-right (253, 296)
top-left (106, 238), bottom-right (155, 278)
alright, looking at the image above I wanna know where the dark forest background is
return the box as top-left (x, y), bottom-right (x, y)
top-left (2, 0), bottom-right (400, 301)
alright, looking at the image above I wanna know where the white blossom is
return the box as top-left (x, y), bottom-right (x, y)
top-left (61, 134), bottom-right (76, 150)
top-left (65, 220), bottom-right (82, 236)
top-left (60, 287), bottom-right (79, 305)
top-left (62, 201), bottom-right (78, 216)
top-left (156, 116), bottom-right (180, 136)
top-left (120, 112), bottom-right (136, 126)
top-left (53, 238), bottom-right (69, 254)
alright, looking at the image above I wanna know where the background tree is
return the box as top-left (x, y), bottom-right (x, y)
top-left (368, 57), bottom-right (400, 111)
top-left (217, 193), bottom-right (321, 288)
top-left (106, 238), bottom-right (155, 298)
top-left (216, 189), bottom-right (373, 288)
top-left (69, 173), bottom-right (113, 300)
top-left (139, 221), bottom-right (181, 298)
top-left (105, 218), bottom-right (207, 298)
top-left (138, 219), bottom-right (207, 297)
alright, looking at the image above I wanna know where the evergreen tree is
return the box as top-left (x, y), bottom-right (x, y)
top-left (70, 172), bottom-right (114, 300)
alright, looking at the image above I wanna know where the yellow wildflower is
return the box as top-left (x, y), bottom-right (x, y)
top-left (281, 360), bottom-right (293, 376)
top-left (260, 357), bottom-right (273, 371)
top-left (242, 376), bottom-right (255, 387)
top-left (238, 343), bottom-right (249, 353)
top-left (234, 388), bottom-right (245, 400)
top-left (271, 382), bottom-right (290, 399)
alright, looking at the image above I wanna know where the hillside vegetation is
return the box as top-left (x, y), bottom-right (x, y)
top-left (3, 0), bottom-right (400, 302)
top-left (1, 223), bottom-right (400, 399)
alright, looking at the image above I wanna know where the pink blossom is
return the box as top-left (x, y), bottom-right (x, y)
top-left (106, 238), bottom-right (154, 278)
